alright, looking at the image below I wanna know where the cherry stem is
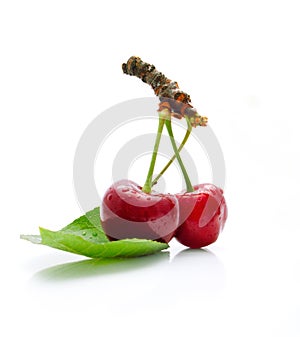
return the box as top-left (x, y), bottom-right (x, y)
top-left (152, 116), bottom-right (192, 187)
top-left (142, 112), bottom-right (166, 194)
top-left (165, 118), bottom-right (194, 193)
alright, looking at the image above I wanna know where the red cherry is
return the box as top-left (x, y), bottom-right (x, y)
top-left (175, 184), bottom-right (227, 248)
top-left (101, 179), bottom-right (179, 243)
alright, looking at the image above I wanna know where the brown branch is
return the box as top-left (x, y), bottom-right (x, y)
top-left (122, 56), bottom-right (208, 127)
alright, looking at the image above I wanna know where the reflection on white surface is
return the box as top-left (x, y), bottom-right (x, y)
top-left (170, 248), bottom-right (226, 296)
top-left (33, 251), bottom-right (170, 281)
top-left (25, 247), bottom-right (226, 317)
top-left (162, 248), bottom-right (226, 302)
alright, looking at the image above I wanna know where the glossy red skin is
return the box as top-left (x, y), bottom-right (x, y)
top-left (101, 179), bottom-right (179, 243)
top-left (175, 184), bottom-right (227, 248)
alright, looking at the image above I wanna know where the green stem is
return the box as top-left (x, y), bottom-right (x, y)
top-left (152, 117), bottom-right (192, 186)
top-left (165, 119), bottom-right (194, 192)
top-left (142, 112), bottom-right (166, 193)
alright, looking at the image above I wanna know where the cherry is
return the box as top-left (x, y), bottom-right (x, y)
top-left (101, 179), bottom-right (179, 243)
top-left (175, 184), bottom-right (227, 248)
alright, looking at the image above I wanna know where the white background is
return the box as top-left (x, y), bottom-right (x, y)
top-left (1, 0), bottom-right (300, 336)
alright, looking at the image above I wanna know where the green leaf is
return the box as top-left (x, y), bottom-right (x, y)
top-left (58, 207), bottom-right (109, 244)
top-left (21, 207), bottom-right (169, 258)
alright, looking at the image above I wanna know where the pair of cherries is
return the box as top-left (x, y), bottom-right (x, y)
top-left (101, 179), bottom-right (227, 248)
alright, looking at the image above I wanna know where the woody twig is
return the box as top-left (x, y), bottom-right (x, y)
top-left (122, 56), bottom-right (208, 127)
